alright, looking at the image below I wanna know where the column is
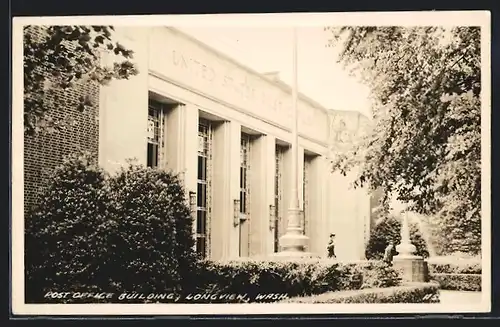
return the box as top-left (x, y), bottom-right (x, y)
top-left (249, 134), bottom-right (271, 257)
top-left (210, 121), bottom-right (230, 260)
top-left (174, 104), bottom-right (198, 240)
top-left (265, 136), bottom-right (277, 255)
top-left (164, 105), bottom-right (184, 174)
top-left (319, 156), bottom-right (331, 257)
top-left (99, 27), bottom-right (149, 174)
top-left (307, 155), bottom-right (323, 256)
top-left (322, 162), bottom-right (330, 258)
top-left (211, 120), bottom-right (241, 260)
top-left (280, 147), bottom-right (292, 241)
top-left (229, 121), bottom-right (242, 258)
top-left (181, 104), bottom-right (199, 194)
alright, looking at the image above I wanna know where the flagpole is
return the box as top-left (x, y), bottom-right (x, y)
top-left (275, 26), bottom-right (309, 257)
top-left (291, 26), bottom-right (299, 213)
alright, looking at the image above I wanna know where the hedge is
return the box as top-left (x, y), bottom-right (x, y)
top-left (177, 259), bottom-right (402, 304)
top-left (282, 282), bottom-right (440, 304)
top-left (427, 259), bottom-right (482, 291)
top-left (427, 262), bottom-right (481, 275)
top-left (37, 259), bottom-right (402, 304)
top-left (430, 274), bottom-right (481, 291)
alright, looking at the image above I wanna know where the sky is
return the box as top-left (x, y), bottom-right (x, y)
top-left (177, 26), bottom-right (373, 117)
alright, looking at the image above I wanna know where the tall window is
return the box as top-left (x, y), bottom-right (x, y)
top-left (240, 135), bottom-right (250, 218)
top-left (196, 119), bottom-right (212, 259)
top-left (147, 100), bottom-right (166, 168)
top-left (274, 145), bottom-right (285, 252)
top-left (239, 133), bottom-right (251, 257)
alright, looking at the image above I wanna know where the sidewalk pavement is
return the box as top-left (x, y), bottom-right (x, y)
top-left (439, 290), bottom-right (482, 304)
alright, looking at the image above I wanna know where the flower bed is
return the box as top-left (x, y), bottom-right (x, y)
top-left (282, 282), bottom-right (440, 304)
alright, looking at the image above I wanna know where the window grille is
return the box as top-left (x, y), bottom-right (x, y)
top-left (240, 134), bottom-right (251, 217)
top-left (147, 100), bottom-right (166, 169)
top-left (274, 145), bottom-right (285, 252)
top-left (239, 133), bottom-right (251, 257)
top-left (196, 119), bottom-right (213, 259)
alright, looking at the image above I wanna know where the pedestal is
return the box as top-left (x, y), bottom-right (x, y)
top-left (273, 208), bottom-right (311, 258)
top-left (393, 255), bottom-right (428, 283)
top-left (273, 235), bottom-right (314, 259)
top-left (273, 250), bottom-right (316, 259)
top-left (393, 209), bottom-right (428, 283)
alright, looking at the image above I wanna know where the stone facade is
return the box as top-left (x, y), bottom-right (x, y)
top-left (24, 26), bottom-right (372, 260)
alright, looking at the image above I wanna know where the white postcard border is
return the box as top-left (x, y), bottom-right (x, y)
top-left (11, 11), bottom-right (492, 315)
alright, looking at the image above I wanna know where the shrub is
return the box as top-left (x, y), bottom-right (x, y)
top-left (360, 261), bottom-right (402, 289)
top-left (104, 163), bottom-right (197, 294)
top-left (365, 215), bottom-right (429, 259)
top-left (427, 257), bottom-right (482, 291)
top-left (25, 152), bottom-right (197, 303)
top-left (178, 259), bottom-right (401, 303)
top-left (428, 261), bottom-right (482, 275)
top-left (25, 152), bottom-right (109, 302)
top-left (430, 274), bottom-right (481, 291)
top-left (282, 283), bottom-right (440, 304)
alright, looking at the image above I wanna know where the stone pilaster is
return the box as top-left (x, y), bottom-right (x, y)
top-left (319, 156), bottom-right (332, 258)
top-left (99, 27), bottom-right (149, 174)
top-left (211, 121), bottom-right (241, 260)
top-left (265, 136), bottom-right (277, 255)
top-left (181, 105), bottom-right (199, 194)
top-left (248, 134), bottom-right (270, 257)
top-left (306, 155), bottom-right (323, 256)
top-left (210, 121), bottom-right (230, 260)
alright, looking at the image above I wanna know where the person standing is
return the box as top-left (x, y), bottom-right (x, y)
top-left (327, 233), bottom-right (336, 258)
top-left (383, 241), bottom-right (396, 264)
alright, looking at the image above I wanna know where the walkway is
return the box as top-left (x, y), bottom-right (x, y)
top-left (439, 290), bottom-right (482, 305)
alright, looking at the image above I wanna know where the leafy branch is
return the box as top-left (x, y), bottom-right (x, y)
top-left (23, 25), bottom-right (139, 135)
top-left (324, 26), bottom-right (481, 254)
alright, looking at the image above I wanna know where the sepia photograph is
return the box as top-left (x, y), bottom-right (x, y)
top-left (11, 11), bottom-right (491, 315)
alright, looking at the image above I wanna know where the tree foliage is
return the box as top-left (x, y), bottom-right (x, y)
top-left (365, 214), bottom-right (429, 260)
top-left (24, 25), bottom-right (139, 135)
top-left (324, 26), bottom-right (481, 254)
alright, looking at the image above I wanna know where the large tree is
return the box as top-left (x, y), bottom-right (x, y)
top-left (23, 25), bottom-right (138, 135)
top-left (324, 26), bottom-right (481, 255)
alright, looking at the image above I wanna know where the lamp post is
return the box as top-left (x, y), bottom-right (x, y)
top-left (275, 27), bottom-right (310, 257)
